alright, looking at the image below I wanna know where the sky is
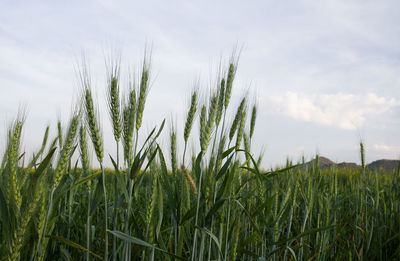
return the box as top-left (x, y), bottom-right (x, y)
top-left (1, 0), bottom-right (400, 168)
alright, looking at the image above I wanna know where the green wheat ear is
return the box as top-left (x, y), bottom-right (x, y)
top-left (83, 85), bottom-right (103, 164)
top-left (106, 59), bottom-right (122, 143)
top-left (199, 92), bottom-right (218, 154)
top-left (224, 62), bottom-right (236, 110)
top-left (205, 94), bottom-right (218, 138)
top-left (229, 97), bottom-right (246, 142)
top-left (146, 171), bottom-right (158, 242)
top-left (215, 134), bottom-right (226, 171)
top-left (136, 56), bottom-right (151, 131)
top-left (183, 167), bottom-right (197, 196)
top-left (8, 187), bottom-right (41, 261)
top-left (243, 133), bottom-right (251, 167)
top-left (236, 110), bottom-right (246, 149)
top-left (360, 141), bottom-right (365, 171)
top-left (123, 85), bottom-right (136, 165)
top-left (215, 78), bottom-right (225, 126)
top-left (250, 102), bottom-right (257, 139)
top-left (170, 125), bottom-right (178, 176)
top-left (199, 105), bottom-right (207, 152)
top-left (57, 120), bottom-right (63, 149)
top-left (53, 114), bottom-right (79, 189)
top-left (7, 119), bottom-right (24, 211)
top-left (184, 90), bottom-right (198, 143)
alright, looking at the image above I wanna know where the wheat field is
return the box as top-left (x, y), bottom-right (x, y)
top-left (1, 53), bottom-right (399, 261)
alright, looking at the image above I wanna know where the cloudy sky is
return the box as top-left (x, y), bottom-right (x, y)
top-left (1, 0), bottom-right (399, 168)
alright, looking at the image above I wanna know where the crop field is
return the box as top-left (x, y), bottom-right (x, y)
top-left (1, 54), bottom-right (399, 261)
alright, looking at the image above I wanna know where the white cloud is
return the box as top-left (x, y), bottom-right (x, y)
top-left (268, 92), bottom-right (399, 130)
top-left (372, 144), bottom-right (400, 153)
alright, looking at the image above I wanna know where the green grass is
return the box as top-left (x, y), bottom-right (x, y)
top-left (0, 53), bottom-right (399, 261)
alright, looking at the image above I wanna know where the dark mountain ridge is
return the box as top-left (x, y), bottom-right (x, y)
top-left (307, 156), bottom-right (400, 173)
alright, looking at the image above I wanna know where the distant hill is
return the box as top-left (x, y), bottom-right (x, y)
top-left (337, 162), bottom-right (359, 170)
top-left (368, 159), bottom-right (400, 173)
top-left (316, 156), bottom-right (335, 168)
top-left (306, 156), bottom-right (400, 173)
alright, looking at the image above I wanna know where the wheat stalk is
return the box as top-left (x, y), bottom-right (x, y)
top-left (81, 67), bottom-right (108, 259)
top-left (106, 56), bottom-right (122, 261)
